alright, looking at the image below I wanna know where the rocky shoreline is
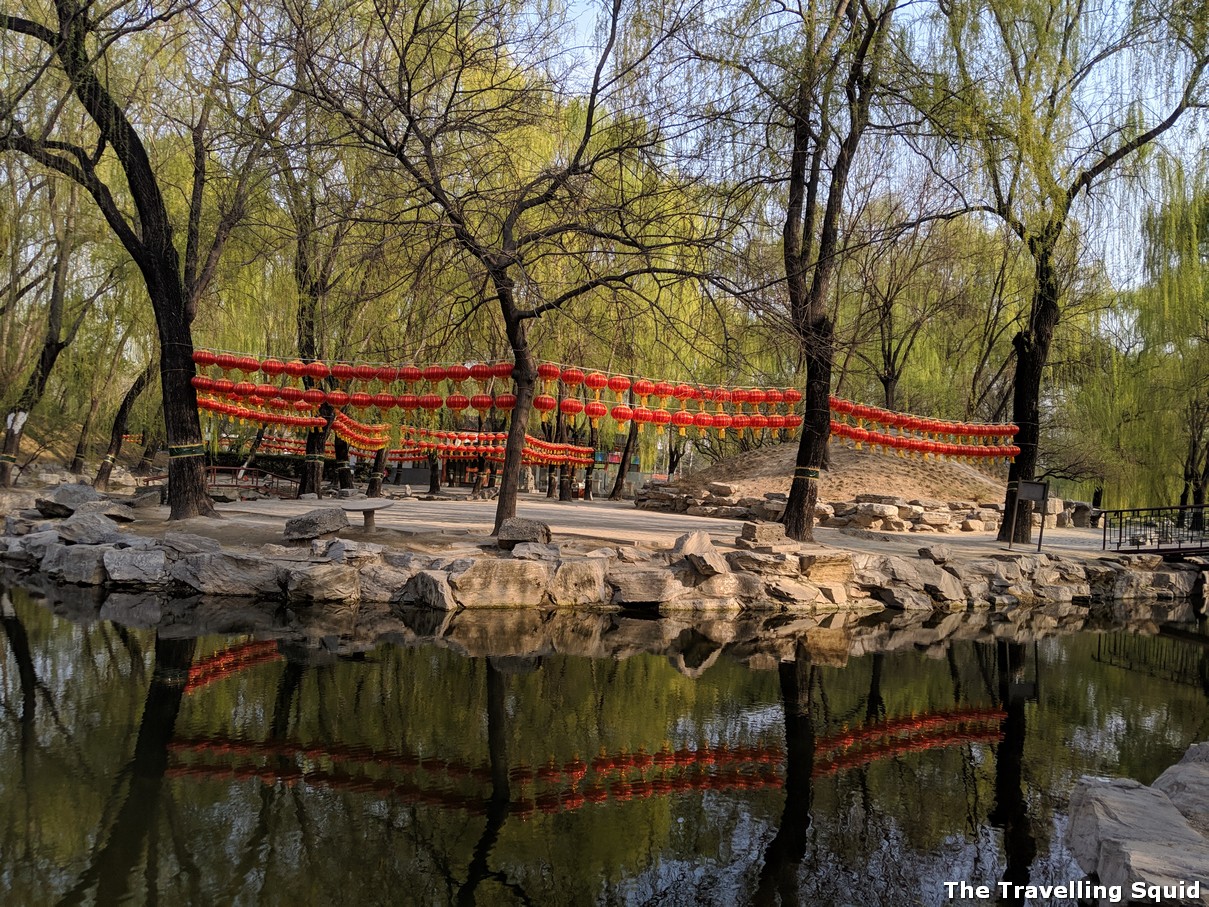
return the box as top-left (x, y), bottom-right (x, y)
top-left (2, 482), bottom-right (1204, 618)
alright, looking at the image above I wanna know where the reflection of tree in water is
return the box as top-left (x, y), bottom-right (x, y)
top-left (987, 641), bottom-right (1036, 907)
top-left (57, 635), bottom-right (196, 906)
top-left (752, 644), bottom-right (816, 906)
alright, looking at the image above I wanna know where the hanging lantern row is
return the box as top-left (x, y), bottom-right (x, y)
top-left (829, 396), bottom-right (1018, 443)
top-left (830, 420), bottom-right (1022, 463)
top-left (197, 395), bottom-right (326, 430)
top-left (193, 350), bottom-right (515, 387)
top-left (331, 411), bottom-right (389, 452)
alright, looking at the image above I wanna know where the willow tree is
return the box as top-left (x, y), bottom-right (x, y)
top-left (290, 0), bottom-right (734, 532)
top-left (921, 0), bottom-right (1209, 542)
top-left (698, 0), bottom-right (902, 541)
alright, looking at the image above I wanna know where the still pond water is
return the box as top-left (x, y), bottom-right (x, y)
top-left (1, 576), bottom-right (1207, 906)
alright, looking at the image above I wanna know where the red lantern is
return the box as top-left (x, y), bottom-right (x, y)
top-left (446, 364), bottom-right (470, 385)
top-left (611, 403), bottom-right (633, 424)
top-left (652, 381), bottom-right (674, 403)
top-left (585, 400), bottom-right (607, 425)
top-left (215, 352), bottom-right (239, 372)
top-left (731, 413), bottom-right (751, 434)
top-left (255, 383), bottom-right (278, 399)
top-left (633, 407), bottom-right (654, 430)
top-left (399, 365), bottom-right (422, 384)
top-left (191, 376), bottom-right (215, 392)
top-left (560, 398), bottom-right (585, 417)
top-left (607, 374), bottom-right (631, 400)
top-left (693, 411), bottom-right (715, 435)
top-left (632, 379), bottom-right (655, 403)
top-left (491, 361), bottom-right (514, 380)
top-left (325, 390), bottom-right (350, 408)
top-left (767, 414), bottom-right (786, 430)
top-left (783, 388), bottom-right (803, 405)
top-left (470, 393), bottom-right (494, 414)
top-left (302, 388), bottom-right (325, 406)
top-left (764, 389), bottom-right (783, 406)
top-left (283, 359), bottom-right (307, 378)
top-left (279, 386), bottom-right (303, 402)
top-left (652, 408), bottom-right (673, 427)
top-left (713, 412), bottom-right (732, 436)
top-left (330, 362), bottom-right (356, 381)
top-left (305, 361), bottom-right (330, 380)
top-left (349, 392), bottom-right (373, 408)
top-left (585, 372), bottom-right (608, 398)
top-left (193, 349), bottom-right (217, 368)
top-left (232, 381), bottom-right (256, 397)
top-left (418, 393), bottom-right (443, 412)
top-left (446, 393), bottom-right (470, 412)
top-left (672, 409), bottom-right (694, 435)
top-left (469, 363), bottom-right (493, 384)
top-left (561, 367), bottom-right (585, 388)
top-left (348, 363), bottom-right (373, 383)
top-left (372, 392), bottom-right (395, 409)
top-left (533, 394), bottom-right (557, 420)
top-left (495, 393), bottom-right (517, 411)
top-left (749, 413), bottom-right (769, 431)
top-left (784, 413), bottom-right (803, 431)
top-left (423, 365), bottom-right (447, 384)
top-left (731, 388), bottom-right (750, 408)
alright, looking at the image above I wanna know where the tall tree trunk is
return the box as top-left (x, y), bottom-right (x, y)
top-left (0, 191), bottom-right (77, 488)
top-left (784, 332), bottom-right (834, 541)
top-left (95, 361), bottom-right (155, 491)
top-left (492, 281), bottom-right (536, 533)
top-left (998, 238), bottom-right (1062, 544)
top-left (583, 421), bottom-right (597, 500)
top-left (609, 415), bottom-right (638, 501)
top-left (137, 429), bottom-right (162, 475)
top-left (70, 396), bottom-right (100, 474)
top-left (367, 446), bottom-right (388, 497)
top-left (333, 436), bottom-right (354, 489)
top-left (427, 452), bottom-right (441, 495)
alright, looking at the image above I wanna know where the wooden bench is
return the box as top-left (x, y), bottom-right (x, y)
top-left (338, 499), bottom-right (394, 531)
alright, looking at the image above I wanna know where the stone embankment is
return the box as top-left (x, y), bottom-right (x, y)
top-left (2, 482), bottom-right (1203, 615)
top-left (1067, 742), bottom-right (1209, 905)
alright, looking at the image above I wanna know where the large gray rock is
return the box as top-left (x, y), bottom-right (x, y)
top-left (740, 521), bottom-right (787, 545)
top-left (103, 548), bottom-right (169, 586)
top-left (511, 542), bottom-right (562, 560)
top-left (672, 531), bottom-right (729, 577)
top-left (170, 552), bottom-right (284, 595)
top-left (608, 567), bottom-right (688, 604)
top-left (57, 512), bottom-right (124, 545)
top-left (1155, 746), bottom-right (1209, 837)
top-left (402, 570), bottom-right (459, 611)
top-left (549, 558), bottom-right (610, 606)
top-left (763, 577), bottom-right (822, 605)
top-left (448, 558), bottom-right (550, 607)
top-left (36, 483), bottom-right (104, 517)
top-left (283, 508), bottom-right (350, 541)
top-left (724, 550), bottom-right (799, 576)
top-left (285, 563), bottom-right (361, 603)
top-left (359, 564), bottom-right (417, 603)
top-left (16, 530), bottom-right (61, 562)
top-left (1067, 777), bottom-right (1209, 898)
top-left (161, 532), bottom-right (222, 556)
top-left (320, 539), bottom-right (385, 565)
top-left (496, 517), bottom-right (552, 550)
top-left (42, 543), bottom-right (109, 584)
top-left (72, 500), bottom-right (136, 522)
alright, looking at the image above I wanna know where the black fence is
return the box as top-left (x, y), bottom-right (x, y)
top-left (1101, 504), bottom-right (1209, 554)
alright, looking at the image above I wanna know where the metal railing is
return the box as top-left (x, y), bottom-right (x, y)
top-left (1101, 504), bottom-right (1209, 554)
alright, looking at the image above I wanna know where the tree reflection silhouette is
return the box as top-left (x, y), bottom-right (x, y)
top-left (57, 635), bottom-right (195, 907)
top-left (988, 641), bottom-right (1036, 907)
top-left (752, 645), bottom-right (816, 907)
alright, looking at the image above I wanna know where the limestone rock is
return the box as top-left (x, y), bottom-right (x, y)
top-left (285, 563), bottom-right (361, 603)
top-left (283, 507), bottom-right (350, 541)
top-left (57, 512), bottom-right (124, 545)
top-left (549, 558), bottom-right (610, 606)
top-left (359, 564), bottom-right (417, 603)
top-left (1066, 778), bottom-right (1209, 887)
top-left (961, 519), bottom-right (984, 532)
top-left (42, 483), bottom-right (104, 515)
top-left (707, 482), bottom-right (736, 497)
top-left (724, 550), bottom-right (798, 576)
top-left (874, 586), bottom-right (934, 610)
top-left (608, 567), bottom-right (688, 604)
top-left (161, 532), bottom-right (222, 556)
top-left (918, 545), bottom-right (955, 565)
top-left (320, 539), bottom-right (385, 565)
top-left (1154, 758), bottom-right (1209, 837)
top-left (799, 551), bottom-right (855, 583)
top-left (34, 498), bottom-right (76, 518)
top-left (740, 521), bottom-right (787, 545)
top-left (402, 569), bottom-right (459, 611)
top-left (72, 500), bottom-right (136, 522)
top-left (170, 552), bottom-right (284, 596)
top-left (16, 530), bottom-right (61, 562)
top-left (42, 543), bottom-right (108, 584)
top-left (103, 548), bottom-right (169, 586)
top-left (496, 517), bottom-right (552, 550)
top-left (917, 510), bottom-right (952, 527)
top-left (856, 502), bottom-right (900, 521)
top-left (855, 493), bottom-right (906, 507)
top-left (763, 577), bottom-right (822, 605)
top-left (448, 558), bottom-right (550, 607)
top-left (672, 530), bottom-right (729, 577)
top-left (129, 490), bottom-right (163, 509)
top-left (511, 542), bottom-right (562, 560)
